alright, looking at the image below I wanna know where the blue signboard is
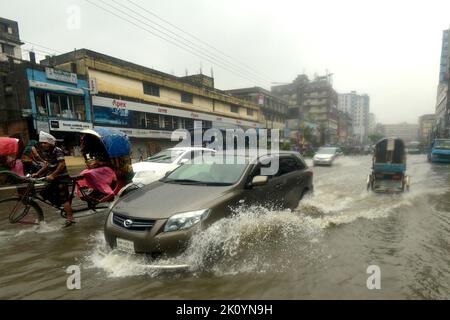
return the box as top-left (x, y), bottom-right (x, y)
top-left (93, 106), bottom-right (132, 126)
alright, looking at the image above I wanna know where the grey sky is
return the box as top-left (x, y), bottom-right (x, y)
top-left (1, 0), bottom-right (449, 124)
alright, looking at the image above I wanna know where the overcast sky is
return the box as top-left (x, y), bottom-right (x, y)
top-left (2, 0), bottom-right (449, 124)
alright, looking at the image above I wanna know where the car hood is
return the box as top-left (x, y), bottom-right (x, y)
top-left (112, 182), bottom-right (233, 219)
top-left (132, 171), bottom-right (166, 185)
top-left (132, 162), bottom-right (174, 173)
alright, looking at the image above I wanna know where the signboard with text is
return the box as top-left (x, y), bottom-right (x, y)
top-left (92, 96), bottom-right (260, 129)
top-left (49, 120), bottom-right (92, 132)
top-left (45, 67), bottom-right (78, 84)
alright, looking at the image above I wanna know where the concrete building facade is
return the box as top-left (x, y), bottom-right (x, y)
top-left (0, 17), bottom-right (27, 141)
top-left (0, 17), bottom-right (23, 62)
top-left (368, 113), bottom-right (376, 136)
top-left (302, 77), bottom-right (339, 145)
top-left (1, 60), bottom-right (92, 148)
top-left (41, 49), bottom-right (262, 158)
top-left (338, 91), bottom-right (370, 144)
top-left (381, 123), bottom-right (419, 143)
top-left (271, 74), bottom-right (339, 146)
top-left (225, 86), bottom-right (288, 133)
top-left (433, 28), bottom-right (450, 138)
top-left (418, 114), bottom-right (436, 144)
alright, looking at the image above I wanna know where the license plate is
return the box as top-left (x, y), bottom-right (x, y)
top-left (116, 238), bottom-right (135, 254)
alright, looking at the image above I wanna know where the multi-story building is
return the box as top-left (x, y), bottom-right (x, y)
top-left (368, 113), bottom-right (376, 135)
top-left (271, 74), bottom-right (309, 113)
top-left (338, 91), bottom-right (370, 144)
top-left (434, 28), bottom-right (450, 138)
top-left (337, 110), bottom-right (353, 145)
top-left (302, 76), bottom-right (339, 145)
top-left (271, 75), bottom-right (315, 145)
top-left (0, 17), bottom-right (23, 62)
top-left (225, 86), bottom-right (288, 134)
top-left (439, 29), bottom-right (449, 84)
top-left (271, 74), bottom-right (338, 146)
top-left (1, 55), bottom-right (92, 147)
top-left (418, 114), bottom-right (435, 144)
top-left (0, 17), bottom-right (26, 139)
top-left (41, 49), bottom-right (261, 157)
top-left (381, 123), bottom-right (419, 143)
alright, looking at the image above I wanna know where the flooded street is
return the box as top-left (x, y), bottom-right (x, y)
top-left (0, 155), bottom-right (449, 299)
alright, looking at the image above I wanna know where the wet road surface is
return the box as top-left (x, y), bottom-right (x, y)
top-left (0, 155), bottom-right (449, 299)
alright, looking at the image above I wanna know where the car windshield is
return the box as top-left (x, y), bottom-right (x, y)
top-left (316, 148), bottom-right (336, 155)
top-left (434, 140), bottom-right (450, 149)
top-left (145, 149), bottom-right (184, 163)
top-left (163, 156), bottom-right (248, 186)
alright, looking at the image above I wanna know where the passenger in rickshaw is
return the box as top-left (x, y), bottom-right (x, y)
top-left (75, 134), bottom-right (117, 202)
top-left (32, 131), bottom-right (75, 228)
top-left (0, 137), bottom-right (24, 177)
top-left (21, 139), bottom-right (46, 175)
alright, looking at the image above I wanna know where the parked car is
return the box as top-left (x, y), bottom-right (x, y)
top-left (132, 147), bottom-right (215, 185)
top-left (105, 151), bottom-right (313, 256)
top-left (313, 147), bottom-right (339, 166)
top-left (406, 141), bottom-right (421, 154)
top-left (427, 139), bottom-right (450, 163)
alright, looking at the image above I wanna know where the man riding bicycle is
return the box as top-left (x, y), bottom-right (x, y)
top-left (33, 131), bottom-right (75, 228)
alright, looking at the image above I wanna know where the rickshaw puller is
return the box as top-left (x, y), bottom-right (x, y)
top-left (33, 131), bottom-right (75, 228)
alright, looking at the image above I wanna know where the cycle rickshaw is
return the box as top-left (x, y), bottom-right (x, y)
top-left (0, 129), bottom-right (133, 227)
top-left (367, 137), bottom-right (410, 193)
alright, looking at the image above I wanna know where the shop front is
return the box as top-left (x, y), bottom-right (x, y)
top-left (92, 96), bottom-right (260, 158)
top-left (27, 67), bottom-right (92, 154)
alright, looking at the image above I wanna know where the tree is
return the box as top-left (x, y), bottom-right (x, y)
top-left (281, 142), bottom-right (292, 151)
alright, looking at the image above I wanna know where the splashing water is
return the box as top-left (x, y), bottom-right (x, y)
top-left (84, 156), bottom-right (449, 280)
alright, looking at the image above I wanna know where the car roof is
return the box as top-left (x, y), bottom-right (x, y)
top-left (166, 147), bottom-right (216, 151)
top-left (210, 149), bottom-right (303, 161)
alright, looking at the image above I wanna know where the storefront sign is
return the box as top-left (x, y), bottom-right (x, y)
top-left (29, 80), bottom-right (84, 95)
top-left (112, 99), bottom-right (127, 108)
top-left (258, 94), bottom-right (264, 105)
top-left (36, 120), bottom-right (50, 133)
top-left (92, 96), bottom-right (259, 129)
top-left (45, 67), bottom-right (78, 84)
top-left (49, 120), bottom-right (92, 132)
top-left (95, 126), bottom-right (186, 139)
top-left (89, 78), bottom-right (98, 95)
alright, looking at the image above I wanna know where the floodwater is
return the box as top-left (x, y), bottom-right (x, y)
top-left (0, 155), bottom-right (449, 299)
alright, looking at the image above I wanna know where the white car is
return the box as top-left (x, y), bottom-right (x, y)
top-left (313, 147), bottom-right (340, 166)
top-left (132, 147), bottom-right (216, 185)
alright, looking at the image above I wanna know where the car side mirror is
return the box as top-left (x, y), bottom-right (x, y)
top-left (178, 158), bottom-right (189, 165)
top-left (251, 175), bottom-right (268, 187)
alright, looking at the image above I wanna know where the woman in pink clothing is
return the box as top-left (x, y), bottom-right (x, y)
top-left (0, 137), bottom-right (24, 176)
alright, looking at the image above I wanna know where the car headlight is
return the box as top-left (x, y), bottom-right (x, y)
top-left (432, 153), bottom-right (438, 158)
top-left (164, 209), bottom-right (211, 232)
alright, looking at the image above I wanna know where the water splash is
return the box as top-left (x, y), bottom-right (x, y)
top-left (84, 156), bottom-right (449, 280)
top-left (84, 206), bottom-right (326, 278)
top-left (0, 221), bottom-right (62, 240)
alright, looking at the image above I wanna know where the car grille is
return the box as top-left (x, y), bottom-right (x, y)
top-left (436, 154), bottom-right (450, 160)
top-left (112, 213), bottom-right (156, 231)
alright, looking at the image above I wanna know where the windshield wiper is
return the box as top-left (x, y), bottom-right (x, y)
top-left (204, 182), bottom-right (233, 186)
top-left (164, 179), bottom-right (207, 185)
